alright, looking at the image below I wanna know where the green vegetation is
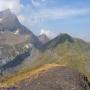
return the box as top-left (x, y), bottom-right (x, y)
top-left (28, 34), bottom-right (90, 80)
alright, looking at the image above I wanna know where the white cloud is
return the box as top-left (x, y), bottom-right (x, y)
top-left (31, 0), bottom-right (47, 7)
top-left (32, 0), bottom-right (40, 6)
top-left (22, 7), bottom-right (90, 27)
top-left (40, 29), bottom-right (56, 38)
top-left (0, 0), bottom-right (23, 14)
top-left (0, 0), bottom-right (90, 35)
top-left (0, 0), bottom-right (27, 25)
top-left (18, 15), bottom-right (26, 24)
top-left (33, 8), bottom-right (90, 20)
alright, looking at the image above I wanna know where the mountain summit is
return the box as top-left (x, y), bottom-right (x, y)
top-left (0, 9), bottom-right (31, 34)
top-left (0, 9), bottom-right (42, 75)
top-left (45, 33), bottom-right (74, 49)
top-left (0, 9), bottom-right (90, 90)
top-left (38, 34), bottom-right (50, 44)
top-left (0, 9), bottom-right (42, 47)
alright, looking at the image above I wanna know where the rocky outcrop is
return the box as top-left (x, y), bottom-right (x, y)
top-left (0, 9), bottom-right (42, 76)
top-left (0, 9), bottom-right (30, 34)
top-left (38, 34), bottom-right (49, 44)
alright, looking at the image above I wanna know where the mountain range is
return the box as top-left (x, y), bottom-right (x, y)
top-left (0, 9), bottom-right (90, 90)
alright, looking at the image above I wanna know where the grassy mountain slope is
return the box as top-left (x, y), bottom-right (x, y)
top-left (0, 33), bottom-right (90, 89)
top-left (27, 34), bottom-right (90, 80)
top-left (0, 64), bottom-right (60, 86)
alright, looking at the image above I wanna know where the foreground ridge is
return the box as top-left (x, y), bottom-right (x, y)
top-left (0, 64), bottom-right (90, 90)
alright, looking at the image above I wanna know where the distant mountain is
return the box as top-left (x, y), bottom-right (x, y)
top-left (0, 9), bottom-right (42, 47)
top-left (28, 33), bottom-right (90, 81)
top-left (44, 33), bottom-right (74, 49)
top-left (1, 32), bottom-right (90, 81)
top-left (0, 9), bottom-right (90, 90)
top-left (0, 9), bottom-right (42, 76)
top-left (0, 9), bottom-right (30, 34)
top-left (38, 34), bottom-right (50, 44)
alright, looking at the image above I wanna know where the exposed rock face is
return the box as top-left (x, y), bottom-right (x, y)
top-left (0, 9), bottom-right (90, 90)
top-left (0, 9), bottom-right (42, 76)
top-left (38, 34), bottom-right (49, 44)
top-left (0, 9), bottom-right (30, 34)
top-left (19, 65), bottom-right (90, 90)
top-left (0, 9), bottom-right (42, 46)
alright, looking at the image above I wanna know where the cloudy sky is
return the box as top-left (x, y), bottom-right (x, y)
top-left (0, 0), bottom-right (90, 41)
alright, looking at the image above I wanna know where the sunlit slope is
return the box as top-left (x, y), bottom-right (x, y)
top-left (0, 64), bottom-right (61, 87)
top-left (28, 34), bottom-right (90, 80)
top-left (0, 64), bottom-right (90, 90)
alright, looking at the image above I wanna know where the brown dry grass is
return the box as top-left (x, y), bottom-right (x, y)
top-left (0, 64), bottom-right (65, 88)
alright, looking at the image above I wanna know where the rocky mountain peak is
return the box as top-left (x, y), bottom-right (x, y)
top-left (38, 34), bottom-right (50, 44)
top-left (0, 9), bottom-right (31, 35)
top-left (0, 9), bottom-right (42, 48)
top-left (0, 9), bottom-right (11, 16)
top-left (44, 33), bottom-right (74, 49)
top-left (58, 33), bottom-right (73, 42)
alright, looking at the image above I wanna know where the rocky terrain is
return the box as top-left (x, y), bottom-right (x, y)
top-left (0, 9), bottom-right (90, 90)
top-left (0, 9), bottom-right (42, 76)
top-left (0, 9), bottom-right (30, 34)
top-left (38, 34), bottom-right (50, 44)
